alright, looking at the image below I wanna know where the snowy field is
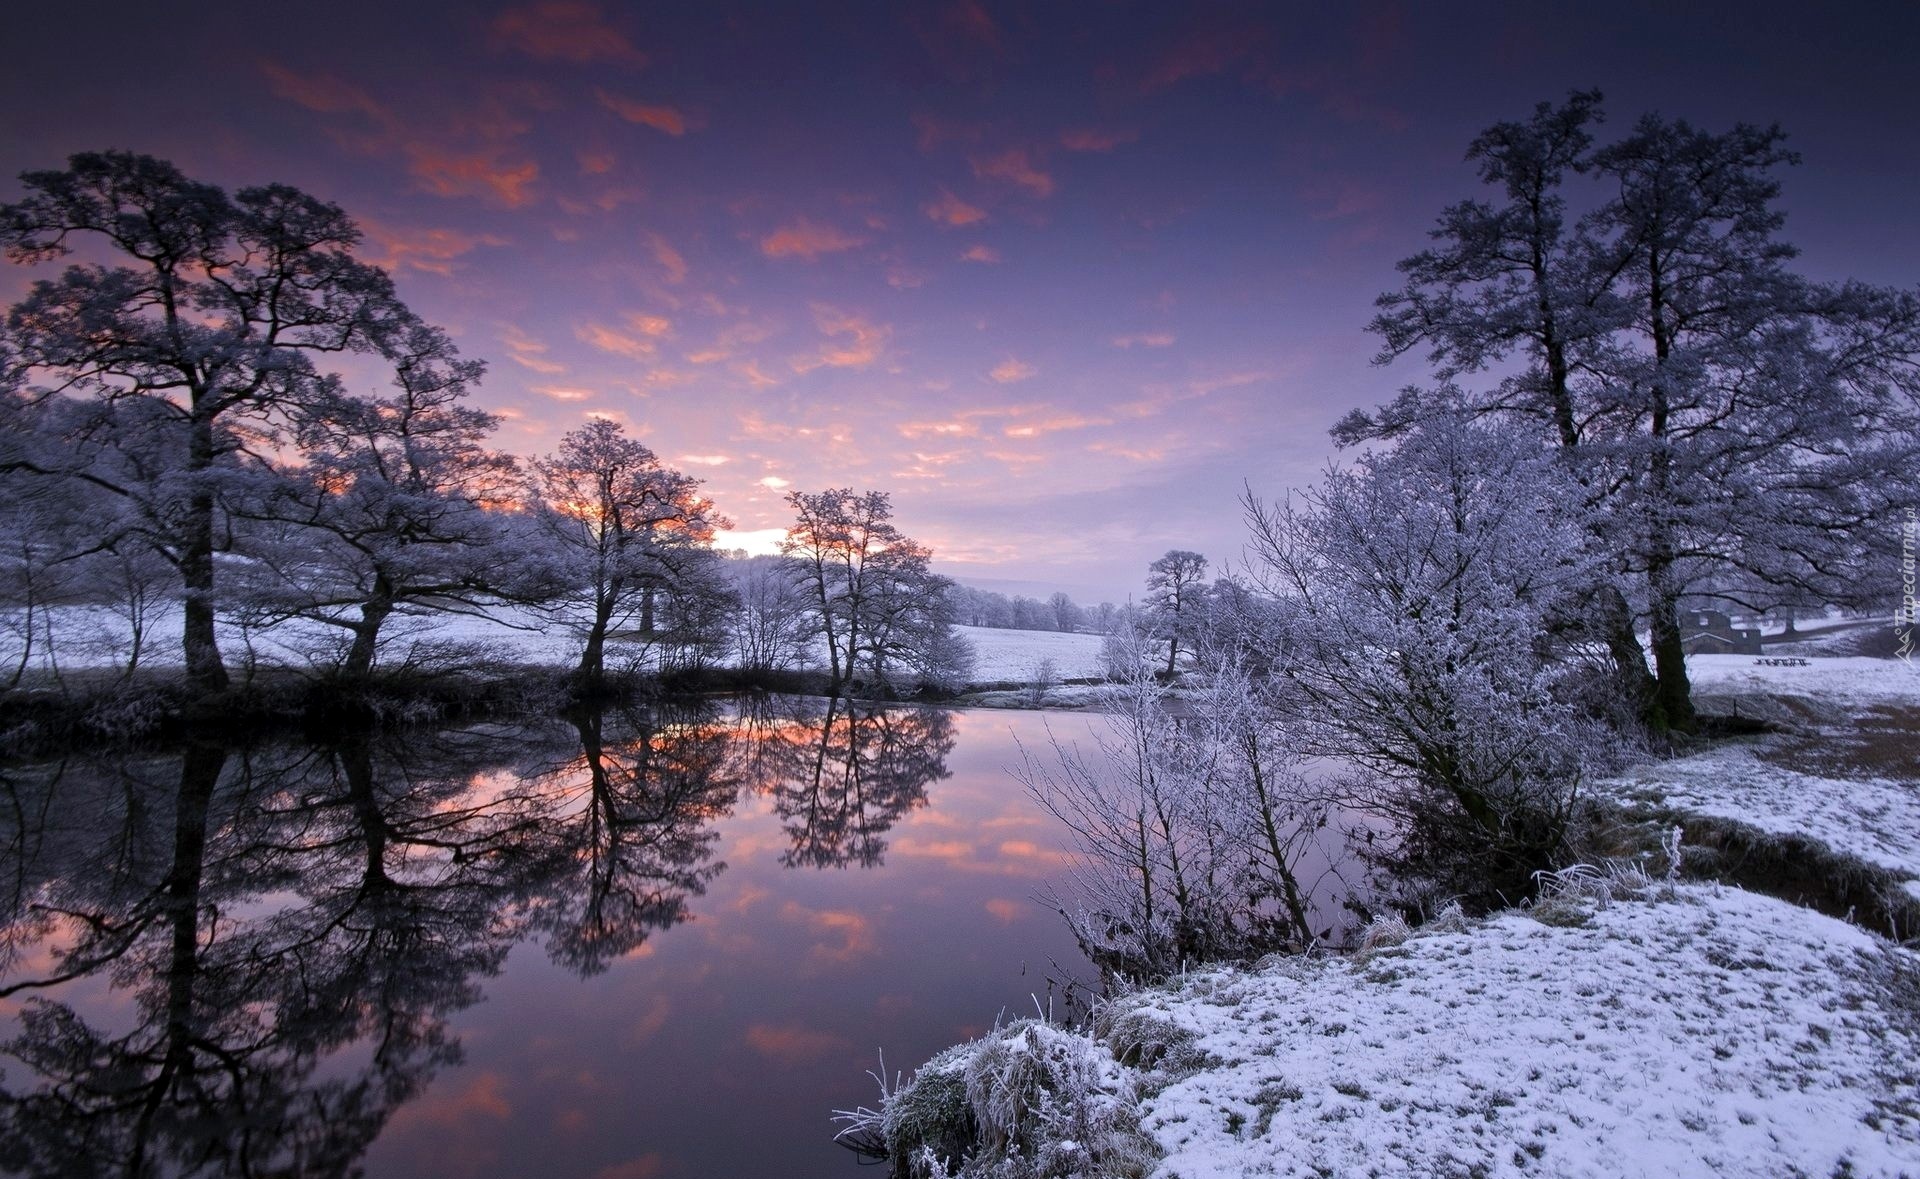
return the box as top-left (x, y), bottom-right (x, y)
top-left (1120, 886), bottom-right (1919, 1178)
top-left (4, 605), bottom-right (1108, 686)
top-left (1596, 654), bottom-right (1920, 883)
top-left (1688, 653), bottom-right (1920, 712)
top-left (954, 625), bottom-right (1104, 681)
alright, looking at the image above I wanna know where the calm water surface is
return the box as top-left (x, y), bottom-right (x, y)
top-left (0, 698), bottom-right (1104, 1178)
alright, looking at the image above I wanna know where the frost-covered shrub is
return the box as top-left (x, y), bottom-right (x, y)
top-left (1245, 418), bottom-right (1620, 907)
top-left (1353, 912), bottom-right (1413, 962)
top-left (1093, 1004), bottom-right (1212, 1079)
top-left (841, 1021), bottom-right (1157, 1179)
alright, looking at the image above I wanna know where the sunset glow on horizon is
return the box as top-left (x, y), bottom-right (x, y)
top-left (8, 0), bottom-right (1917, 598)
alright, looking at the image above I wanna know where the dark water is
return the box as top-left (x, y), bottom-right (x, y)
top-left (0, 698), bottom-right (1102, 1179)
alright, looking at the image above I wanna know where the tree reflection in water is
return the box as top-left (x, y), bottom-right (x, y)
top-left (526, 704), bottom-right (741, 976)
top-left (739, 694), bottom-right (955, 869)
top-left (0, 695), bottom-right (958, 1176)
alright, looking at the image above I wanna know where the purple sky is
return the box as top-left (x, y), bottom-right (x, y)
top-left (6, 2), bottom-right (1917, 600)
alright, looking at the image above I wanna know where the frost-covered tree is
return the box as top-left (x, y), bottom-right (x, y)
top-left (725, 554), bottom-right (813, 675)
top-left (528, 419), bottom-right (726, 691)
top-left (1144, 549), bottom-right (1207, 677)
top-left (1, 152), bottom-right (426, 692)
top-left (1246, 417), bottom-right (1610, 902)
top-left (235, 323), bottom-right (519, 677)
top-left (780, 488), bottom-right (971, 691)
top-left (1349, 95), bottom-right (1920, 732)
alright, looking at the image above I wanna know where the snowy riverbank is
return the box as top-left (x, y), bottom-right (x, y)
top-left (852, 657), bottom-right (1920, 1177)
top-left (857, 883), bottom-right (1920, 1179)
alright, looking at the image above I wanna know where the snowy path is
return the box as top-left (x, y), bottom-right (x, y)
top-left (1125, 886), bottom-right (1920, 1178)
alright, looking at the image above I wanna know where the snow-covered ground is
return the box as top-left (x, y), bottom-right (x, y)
top-left (1122, 886), bottom-right (1919, 1178)
top-left (1688, 653), bottom-right (1919, 713)
top-left (4, 605), bottom-right (1107, 686)
top-left (955, 625), bottom-right (1104, 681)
top-left (1594, 654), bottom-right (1920, 883)
top-left (1602, 741), bottom-right (1920, 879)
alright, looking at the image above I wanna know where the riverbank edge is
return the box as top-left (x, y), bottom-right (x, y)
top-left (851, 694), bottom-right (1920, 1178)
top-left (0, 662), bottom-right (1110, 756)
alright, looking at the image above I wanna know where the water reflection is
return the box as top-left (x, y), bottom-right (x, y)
top-left (742, 695), bottom-right (955, 869)
top-left (0, 697), bottom-right (981, 1178)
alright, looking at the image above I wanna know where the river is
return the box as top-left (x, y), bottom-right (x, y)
top-left (0, 698), bottom-right (1107, 1178)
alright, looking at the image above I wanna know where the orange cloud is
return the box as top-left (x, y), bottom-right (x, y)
top-left (794, 306), bottom-right (889, 371)
top-left (577, 322), bottom-right (656, 360)
top-left (1112, 332), bottom-right (1176, 348)
top-left (647, 232), bottom-right (688, 284)
top-left (596, 89), bottom-right (695, 135)
top-left (736, 360), bottom-right (781, 389)
top-left (406, 148), bottom-right (540, 207)
top-left (503, 326), bottom-right (566, 373)
top-left (959, 243), bottom-right (1002, 264)
top-left (593, 1156), bottom-right (666, 1179)
top-left (259, 61), bottom-right (388, 121)
top-left (760, 217), bottom-right (866, 261)
top-left (361, 222), bottom-right (506, 276)
top-left (490, 2), bottom-right (647, 65)
top-left (578, 149), bottom-right (616, 174)
top-left (1141, 24), bottom-right (1259, 93)
top-left (923, 188), bottom-right (988, 227)
top-left (743, 1023), bottom-right (852, 1066)
top-left (989, 357), bottom-right (1036, 384)
top-left (971, 147), bottom-right (1054, 197)
top-left (1060, 127), bottom-right (1140, 152)
top-left (575, 312), bottom-right (672, 361)
top-left (1003, 414), bottom-right (1105, 438)
top-left (911, 112), bottom-right (985, 153)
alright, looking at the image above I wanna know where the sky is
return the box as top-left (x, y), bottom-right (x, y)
top-left (4, 1), bottom-right (1918, 601)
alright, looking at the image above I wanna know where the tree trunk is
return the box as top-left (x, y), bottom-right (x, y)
top-left (1645, 558), bottom-right (1697, 734)
top-left (342, 590), bottom-right (393, 678)
top-left (181, 414), bottom-right (228, 693)
top-left (578, 582), bottom-right (619, 690)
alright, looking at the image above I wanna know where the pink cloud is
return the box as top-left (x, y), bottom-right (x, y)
top-left (911, 112), bottom-right (985, 153)
top-left (760, 218), bottom-right (866, 261)
top-left (404, 146), bottom-right (540, 208)
top-left (592, 1157), bottom-right (666, 1179)
top-left (1060, 127), bottom-right (1139, 152)
top-left (533, 385), bottom-right (596, 401)
top-left (490, 2), bottom-right (647, 65)
top-left (502, 325), bottom-right (566, 373)
top-left (596, 89), bottom-right (696, 135)
top-left (647, 232), bottom-right (688, 284)
top-left (989, 357), bottom-right (1036, 383)
top-left (924, 188), bottom-right (988, 227)
top-left (793, 306), bottom-right (889, 371)
top-left (360, 222), bottom-right (506, 276)
top-left (971, 147), bottom-right (1054, 197)
top-left (259, 61), bottom-right (388, 121)
top-left (959, 244), bottom-right (1002, 263)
